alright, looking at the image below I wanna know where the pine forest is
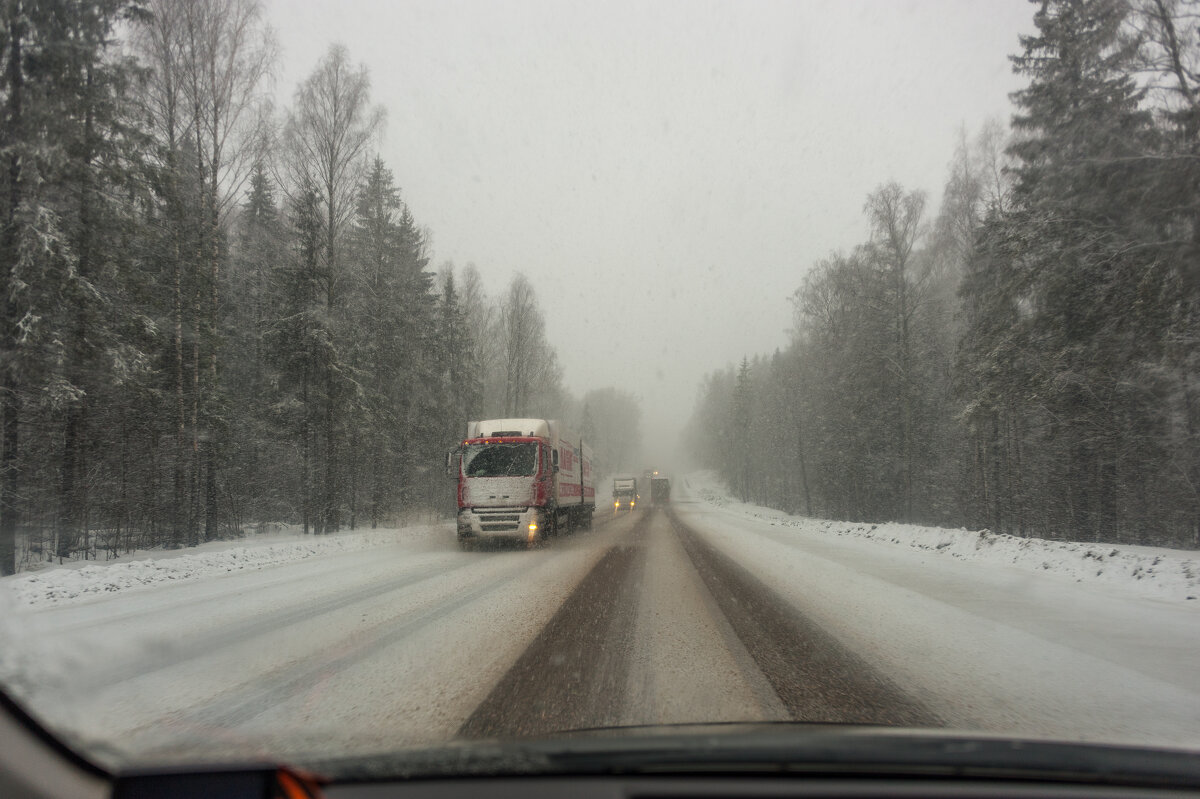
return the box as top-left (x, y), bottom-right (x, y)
top-left (4, 0), bottom-right (1200, 576)
top-left (690, 0), bottom-right (1200, 548)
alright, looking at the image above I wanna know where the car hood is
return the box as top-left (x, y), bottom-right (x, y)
top-left (303, 722), bottom-right (1200, 787)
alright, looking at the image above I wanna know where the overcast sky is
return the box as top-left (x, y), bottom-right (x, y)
top-left (266, 0), bottom-right (1036, 466)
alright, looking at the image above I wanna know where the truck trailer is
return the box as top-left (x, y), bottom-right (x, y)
top-left (451, 418), bottom-right (595, 549)
top-left (651, 476), bottom-right (671, 504)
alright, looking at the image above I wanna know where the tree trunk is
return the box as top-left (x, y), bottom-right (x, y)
top-left (323, 363), bottom-right (337, 533)
top-left (795, 415), bottom-right (812, 517)
top-left (323, 180), bottom-right (338, 535)
top-left (301, 365), bottom-right (310, 535)
top-left (897, 260), bottom-right (913, 522)
top-left (191, 285), bottom-right (202, 546)
top-left (57, 64), bottom-right (98, 562)
top-left (204, 442), bottom-right (218, 540)
top-left (172, 193), bottom-right (186, 547)
top-left (0, 8), bottom-right (25, 576)
top-left (0, 368), bottom-right (19, 575)
top-left (203, 112), bottom-right (221, 542)
top-left (348, 427), bottom-right (358, 531)
top-left (56, 411), bottom-right (82, 560)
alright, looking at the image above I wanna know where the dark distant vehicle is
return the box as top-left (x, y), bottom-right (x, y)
top-left (651, 476), bottom-right (671, 504)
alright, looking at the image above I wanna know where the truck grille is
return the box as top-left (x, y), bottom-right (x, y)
top-left (475, 508), bottom-right (524, 532)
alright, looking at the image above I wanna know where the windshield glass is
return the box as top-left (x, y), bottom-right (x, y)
top-left (463, 443), bottom-right (538, 477)
top-left (0, 0), bottom-right (1199, 782)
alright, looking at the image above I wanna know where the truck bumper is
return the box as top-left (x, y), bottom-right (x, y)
top-left (457, 506), bottom-right (541, 543)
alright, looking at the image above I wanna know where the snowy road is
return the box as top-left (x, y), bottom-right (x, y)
top-left (460, 506), bottom-right (935, 740)
top-left (3, 478), bottom-right (1200, 768)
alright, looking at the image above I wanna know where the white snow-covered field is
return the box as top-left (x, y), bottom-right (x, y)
top-left (678, 471), bottom-right (1200, 749)
top-left (7, 524), bottom-right (446, 609)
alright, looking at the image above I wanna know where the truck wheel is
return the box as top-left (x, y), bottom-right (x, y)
top-left (458, 538), bottom-right (475, 552)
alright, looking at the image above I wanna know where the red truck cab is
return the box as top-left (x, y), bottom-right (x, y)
top-left (452, 418), bottom-right (594, 549)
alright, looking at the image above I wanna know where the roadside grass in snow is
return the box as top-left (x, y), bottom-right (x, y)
top-left (686, 471), bottom-right (1200, 603)
top-left (2, 523), bottom-right (450, 610)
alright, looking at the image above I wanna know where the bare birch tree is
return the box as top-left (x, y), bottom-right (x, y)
top-left (283, 44), bottom-right (383, 532)
top-left (135, 0), bottom-right (274, 543)
top-left (864, 182), bottom-right (927, 521)
top-left (133, 0), bottom-right (193, 546)
top-left (461, 263), bottom-right (505, 417)
top-left (183, 0), bottom-right (273, 540)
top-left (501, 273), bottom-right (552, 417)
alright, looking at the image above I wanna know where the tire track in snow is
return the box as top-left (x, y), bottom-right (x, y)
top-left (126, 552), bottom-right (546, 739)
top-left (77, 552), bottom-right (483, 690)
top-left (668, 508), bottom-right (941, 727)
top-left (457, 511), bottom-right (650, 738)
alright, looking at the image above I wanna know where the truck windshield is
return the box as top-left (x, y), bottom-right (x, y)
top-left (463, 443), bottom-right (538, 477)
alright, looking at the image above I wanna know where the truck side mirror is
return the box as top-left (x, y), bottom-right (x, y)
top-left (552, 449), bottom-right (560, 473)
top-left (445, 449), bottom-right (457, 478)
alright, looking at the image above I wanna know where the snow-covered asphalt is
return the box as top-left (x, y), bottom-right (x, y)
top-left (2, 477), bottom-right (1199, 770)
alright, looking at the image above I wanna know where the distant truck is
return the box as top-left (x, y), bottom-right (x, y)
top-left (450, 418), bottom-right (594, 549)
top-left (650, 476), bottom-right (671, 504)
top-left (612, 476), bottom-right (638, 510)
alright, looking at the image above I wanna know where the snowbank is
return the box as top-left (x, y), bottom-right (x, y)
top-left (685, 471), bottom-right (1200, 603)
top-left (3, 524), bottom-right (449, 610)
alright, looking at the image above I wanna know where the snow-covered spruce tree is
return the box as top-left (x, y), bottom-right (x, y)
top-left (343, 157), bottom-right (435, 527)
top-left (133, 0), bottom-right (274, 547)
top-left (863, 182), bottom-right (929, 523)
top-left (963, 0), bottom-right (1167, 542)
top-left (263, 178), bottom-right (327, 535)
top-left (459, 263), bottom-right (504, 418)
top-left (1130, 0), bottom-right (1200, 546)
top-left (224, 160), bottom-right (292, 529)
top-left (434, 266), bottom-right (478, 507)
top-left (0, 0), bottom-right (152, 572)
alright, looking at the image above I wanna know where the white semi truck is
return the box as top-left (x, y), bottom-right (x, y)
top-left (612, 476), bottom-right (638, 510)
top-left (450, 418), bottom-right (595, 549)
